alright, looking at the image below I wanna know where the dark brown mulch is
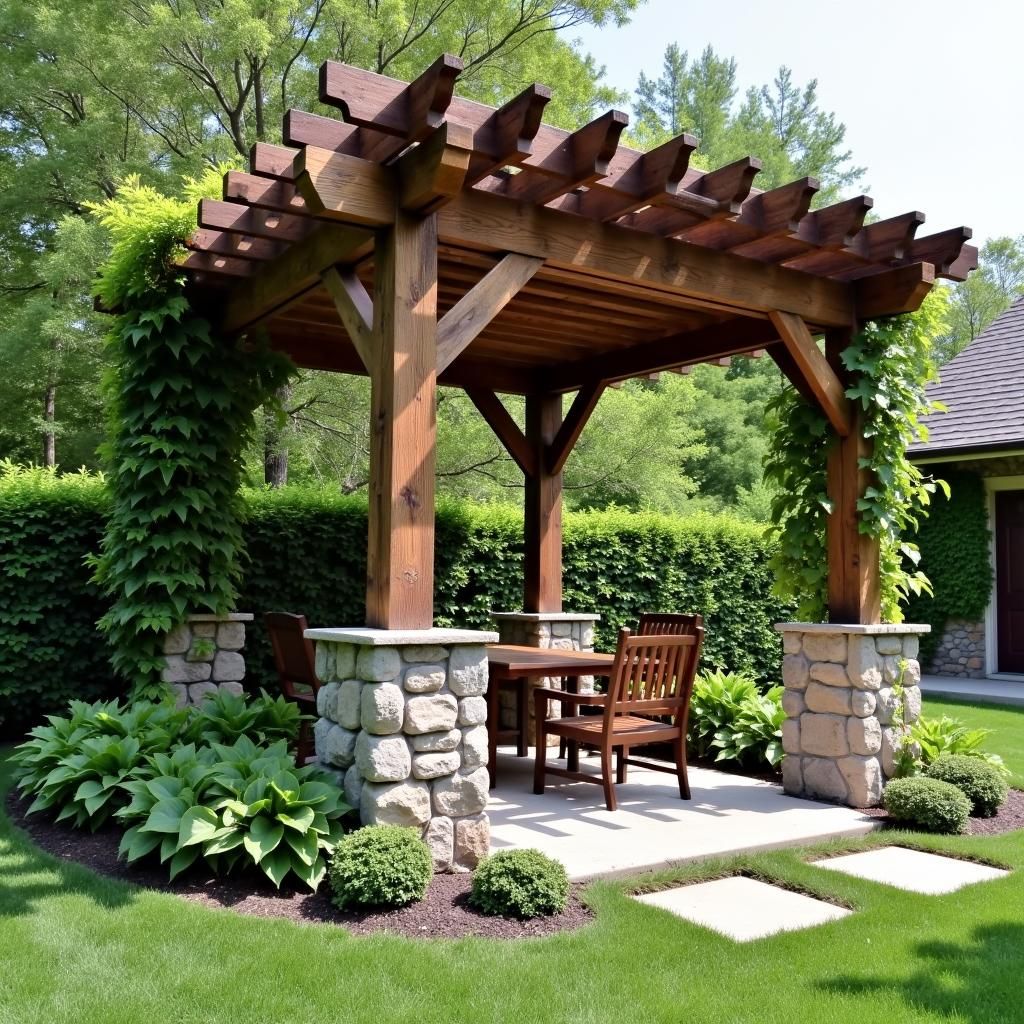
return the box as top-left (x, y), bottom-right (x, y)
top-left (4, 789), bottom-right (592, 939)
top-left (857, 788), bottom-right (1024, 836)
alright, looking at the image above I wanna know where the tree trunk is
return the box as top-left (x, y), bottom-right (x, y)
top-left (263, 384), bottom-right (291, 488)
top-left (43, 385), bottom-right (56, 467)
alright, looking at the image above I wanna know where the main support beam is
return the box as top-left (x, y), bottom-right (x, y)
top-left (824, 328), bottom-right (881, 624)
top-left (366, 211), bottom-right (439, 629)
top-left (524, 394), bottom-right (563, 613)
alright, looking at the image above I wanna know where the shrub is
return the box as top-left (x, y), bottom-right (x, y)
top-left (184, 688), bottom-right (302, 747)
top-left (688, 671), bottom-right (784, 768)
top-left (469, 849), bottom-right (570, 919)
top-left (925, 754), bottom-right (1009, 818)
top-left (883, 776), bottom-right (971, 834)
top-left (328, 826), bottom-right (433, 910)
top-left (911, 715), bottom-right (1009, 776)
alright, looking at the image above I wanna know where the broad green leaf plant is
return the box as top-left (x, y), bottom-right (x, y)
top-left (89, 173), bottom-right (292, 697)
top-left (765, 295), bottom-right (948, 622)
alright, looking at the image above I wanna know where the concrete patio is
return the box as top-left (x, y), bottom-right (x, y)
top-left (487, 747), bottom-right (879, 880)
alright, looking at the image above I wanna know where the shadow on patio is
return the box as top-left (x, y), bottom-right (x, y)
top-left (487, 747), bottom-right (878, 880)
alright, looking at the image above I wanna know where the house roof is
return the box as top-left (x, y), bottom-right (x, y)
top-left (912, 296), bottom-right (1024, 458)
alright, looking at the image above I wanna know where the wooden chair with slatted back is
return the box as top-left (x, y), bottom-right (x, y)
top-left (533, 626), bottom-right (703, 812)
top-left (264, 612), bottom-right (321, 764)
top-left (637, 611), bottom-right (704, 637)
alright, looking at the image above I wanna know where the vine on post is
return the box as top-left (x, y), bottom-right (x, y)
top-left (765, 293), bottom-right (949, 622)
top-left (90, 173), bottom-right (293, 699)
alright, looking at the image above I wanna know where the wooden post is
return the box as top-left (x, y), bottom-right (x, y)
top-left (365, 209), bottom-right (439, 629)
top-left (825, 328), bottom-right (881, 624)
top-left (524, 392), bottom-right (563, 613)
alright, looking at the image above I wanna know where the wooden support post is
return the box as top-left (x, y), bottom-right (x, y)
top-left (824, 328), bottom-right (881, 624)
top-left (366, 210), bottom-right (439, 629)
top-left (524, 393), bottom-right (563, 614)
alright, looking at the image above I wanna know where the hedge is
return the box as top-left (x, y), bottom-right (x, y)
top-left (0, 469), bottom-right (788, 737)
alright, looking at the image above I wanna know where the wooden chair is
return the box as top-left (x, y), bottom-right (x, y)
top-left (533, 627), bottom-right (703, 811)
top-left (264, 612), bottom-right (321, 764)
top-left (637, 611), bottom-right (704, 637)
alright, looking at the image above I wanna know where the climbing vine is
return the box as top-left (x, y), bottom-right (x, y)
top-left (765, 293), bottom-right (949, 622)
top-left (90, 173), bottom-right (292, 698)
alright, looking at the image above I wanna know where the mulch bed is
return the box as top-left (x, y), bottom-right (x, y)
top-left (859, 787), bottom-right (1024, 836)
top-left (4, 789), bottom-right (592, 939)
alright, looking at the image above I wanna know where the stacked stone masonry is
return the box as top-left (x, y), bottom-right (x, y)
top-left (928, 617), bottom-right (985, 678)
top-left (161, 613), bottom-right (251, 707)
top-left (490, 612), bottom-right (600, 744)
top-left (777, 623), bottom-right (928, 808)
top-left (309, 629), bottom-right (497, 872)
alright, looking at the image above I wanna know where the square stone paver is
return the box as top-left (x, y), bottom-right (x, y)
top-left (635, 875), bottom-right (851, 941)
top-left (811, 846), bottom-right (1009, 894)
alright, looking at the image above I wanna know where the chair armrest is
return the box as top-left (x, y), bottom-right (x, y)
top-left (533, 687), bottom-right (606, 705)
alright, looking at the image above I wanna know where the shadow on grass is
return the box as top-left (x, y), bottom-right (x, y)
top-left (820, 922), bottom-right (1024, 1022)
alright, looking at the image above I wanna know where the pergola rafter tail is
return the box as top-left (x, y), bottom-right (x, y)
top-left (172, 55), bottom-right (977, 629)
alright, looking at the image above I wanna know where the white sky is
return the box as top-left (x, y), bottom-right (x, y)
top-left (569, 0), bottom-right (1024, 245)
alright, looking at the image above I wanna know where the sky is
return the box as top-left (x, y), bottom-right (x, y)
top-left (569, 0), bottom-right (1023, 246)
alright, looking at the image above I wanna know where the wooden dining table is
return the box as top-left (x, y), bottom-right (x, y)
top-left (485, 644), bottom-right (616, 788)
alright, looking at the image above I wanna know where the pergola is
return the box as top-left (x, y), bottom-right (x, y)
top-left (181, 54), bottom-right (976, 632)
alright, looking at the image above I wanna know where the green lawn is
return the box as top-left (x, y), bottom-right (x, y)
top-left (2, 750), bottom-right (1024, 1024)
top-left (922, 696), bottom-right (1024, 788)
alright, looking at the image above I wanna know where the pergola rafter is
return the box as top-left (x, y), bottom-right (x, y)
top-left (179, 54), bottom-right (977, 631)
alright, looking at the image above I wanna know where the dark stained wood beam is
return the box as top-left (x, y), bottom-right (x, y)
top-left (220, 223), bottom-right (372, 334)
top-left (436, 254), bottom-right (544, 373)
top-left (768, 310), bottom-right (851, 437)
top-left (320, 265), bottom-right (374, 372)
top-left (180, 251), bottom-right (252, 277)
top-left (199, 199), bottom-right (312, 243)
top-left (223, 170), bottom-right (308, 214)
top-left (904, 227), bottom-right (974, 278)
top-left (547, 382), bottom-right (606, 474)
top-left (524, 393), bottom-right (563, 613)
top-left (464, 84), bottom-right (552, 184)
top-left (186, 229), bottom-right (280, 262)
top-left (465, 388), bottom-right (536, 477)
top-left (396, 120), bottom-right (473, 214)
top-left (250, 142), bottom-right (299, 179)
top-left (856, 262), bottom-right (935, 319)
top-left (542, 316), bottom-right (780, 393)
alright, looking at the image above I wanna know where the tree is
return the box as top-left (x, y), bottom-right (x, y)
top-left (937, 235), bottom-right (1024, 362)
top-left (631, 44), bottom-right (864, 199)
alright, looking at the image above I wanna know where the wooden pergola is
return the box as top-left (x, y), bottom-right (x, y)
top-left (181, 55), bottom-right (976, 632)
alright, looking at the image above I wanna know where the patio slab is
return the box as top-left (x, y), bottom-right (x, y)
top-left (487, 750), bottom-right (879, 881)
top-left (811, 846), bottom-right (1010, 894)
top-left (635, 875), bottom-right (852, 941)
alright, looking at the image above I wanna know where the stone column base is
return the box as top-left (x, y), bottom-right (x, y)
top-left (306, 626), bottom-right (499, 872)
top-left (490, 611), bottom-right (601, 744)
top-left (161, 612), bottom-right (252, 707)
top-left (776, 622), bottom-right (929, 808)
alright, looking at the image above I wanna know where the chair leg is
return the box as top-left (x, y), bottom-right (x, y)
top-left (675, 732), bottom-right (691, 800)
top-left (296, 719), bottom-right (314, 765)
top-left (616, 746), bottom-right (627, 785)
top-left (533, 704), bottom-right (548, 795)
top-left (600, 746), bottom-right (618, 812)
top-left (516, 678), bottom-right (529, 758)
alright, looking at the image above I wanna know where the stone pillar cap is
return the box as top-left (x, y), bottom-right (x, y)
top-left (304, 626), bottom-right (499, 646)
top-left (187, 612), bottom-right (254, 622)
top-left (775, 622), bottom-right (930, 635)
top-left (490, 611), bottom-right (601, 622)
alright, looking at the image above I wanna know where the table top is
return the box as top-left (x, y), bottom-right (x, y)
top-left (486, 644), bottom-right (616, 676)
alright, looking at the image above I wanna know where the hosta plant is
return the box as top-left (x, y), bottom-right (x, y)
top-left (713, 686), bottom-right (785, 768)
top-left (687, 670), bottom-right (759, 760)
top-left (184, 688), bottom-right (302, 747)
top-left (120, 736), bottom-right (349, 888)
top-left (910, 715), bottom-right (1009, 776)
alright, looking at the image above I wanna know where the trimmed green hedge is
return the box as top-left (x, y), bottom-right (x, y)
top-left (905, 470), bottom-right (992, 664)
top-left (0, 471), bottom-right (787, 736)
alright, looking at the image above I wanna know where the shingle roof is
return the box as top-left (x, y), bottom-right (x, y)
top-left (911, 295), bottom-right (1024, 456)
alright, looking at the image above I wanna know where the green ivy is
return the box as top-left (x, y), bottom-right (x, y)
top-left (765, 300), bottom-right (948, 622)
top-left (905, 471), bottom-right (993, 664)
top-left (88, 174), bottom-right (292, 698)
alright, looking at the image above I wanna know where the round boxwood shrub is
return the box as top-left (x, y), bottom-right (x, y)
top-left (469, 849), bottom-right (569, 919)
top-left (328, 825), bottom-right (432, 910)
top-left (883, 776), bottom-right (971, 834)
top-left (925, 754), bottom-right (1008, 818)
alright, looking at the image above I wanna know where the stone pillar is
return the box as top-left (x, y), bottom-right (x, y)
top-left (161, 612), bottom-right (252, 707)
top-left (490, 611), bottom-right (600, 742)
top-left (305, 626), bottom-right (498, 872)
top-left (777, 623), bottom-right (928, 808)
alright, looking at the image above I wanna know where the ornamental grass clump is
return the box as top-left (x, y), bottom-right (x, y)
top-left (883, 776), bottom-right (971, 834)
top-left (328, 826), bottom-right (432, 910)
top-left (925, 754), bottom-right (1008, 818)
top-left (469, 849), bottom-right (569, 919)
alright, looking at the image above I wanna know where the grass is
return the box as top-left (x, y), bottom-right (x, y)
top-left (921, 696), bottom-right (1024, 788)
top-left (2, 749), bottom-right (1024, 1024)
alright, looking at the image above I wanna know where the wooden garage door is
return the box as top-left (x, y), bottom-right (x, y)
top-left (996, 490), bottom-right (1024, 674)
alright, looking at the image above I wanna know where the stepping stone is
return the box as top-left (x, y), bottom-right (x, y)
top-left (811, 846), bottom-right (1009, 895)
top-left (635, 875), bottom-right (851, 941)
